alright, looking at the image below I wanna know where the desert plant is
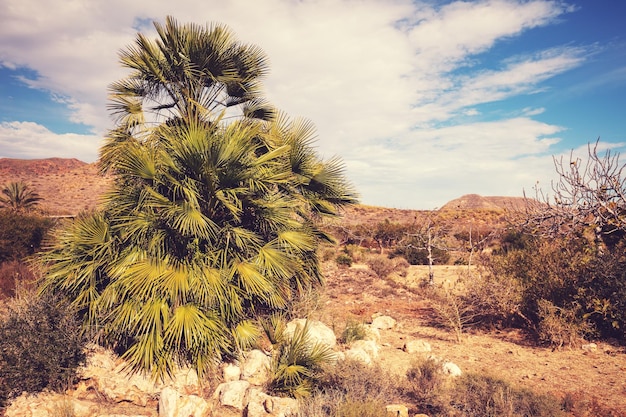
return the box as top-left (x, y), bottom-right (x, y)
top-left (0, 292), bottom-right (87, 408)
top-left (39, 17), bottom-right (357, 380)
top-left (364, 253), bottom-right (395, 278)
top-left (265, 320), bottom-right (336, 398)
top-left (335, 253), bottom-right (353, 267)
top-left (450, 373), bottom-right (564, 417)
top-left (0, 181), bottom-right (42, 213)
top-left (403, 357), bottom-right (448, 413)
top-left (427, 286), bottom-right (475, 343)
top-left (0, 210), bottom-right (53, 262)
top-left (339, 320), bottom-right (369, 344)
top-left (537, 299), bottom-right (590, 348)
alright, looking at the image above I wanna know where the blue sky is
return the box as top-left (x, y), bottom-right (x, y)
top-left (1, 0), bottom-right (625, 209)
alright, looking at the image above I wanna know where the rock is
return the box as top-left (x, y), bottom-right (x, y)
top-left (442, 361), bottom-right (462, 377)
top-left (582, 343), bottom-right (598, 352)
top-left (403, 339), bottom-right (432, 354)
top-left (79, 345), bottom-right (159, 406)
top-left (285, 319), bottom-right (337, 348)
top-left (345, 347), bottom-right (372, 364)
top-left (223, 362), bottom-right (242, 382)
top-left (214, 380), bottom-right (251, 410)
top-left (350, 339), bottom-right (379, 359)
top-left (159, 387), bottom-right (179, 417)
top-left (386, 403), bottom-right (409, 417)
top-left (241, 350), bottom-right (270, 385)
top-left (371, 315), bottom-right (396, 330)
top-left (247, 388), bottom-right (299, 417)
top-left (364, 325), bottom-right (381, 342)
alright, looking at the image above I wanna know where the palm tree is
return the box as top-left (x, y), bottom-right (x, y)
top-left (40, 17), bottom-right (357, 380)
top-left (0, 182), bottom-right (42, 212)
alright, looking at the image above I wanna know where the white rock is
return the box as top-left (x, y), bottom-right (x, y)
top-left (442, 361), bottom-right (462, 377)
top-left (345, 347), bottom-right (372, 365)
top-left (285, 319), bottom-right (337, 348)
top-left (214, 380), bottom-right (251, 410)
top-left (159, 387), bottom-right (179, 417)
top-left (223, 363), bottom-right (242, 382)
top-left (403, 339), bottom-right (432, 354)
top-left (241, 350), bottom-right (270, 385)
top-left (246, 388), bottom-right (299, 417)
top-left (371, 315), bottom-right (396, 330)
top-left (582, 343), bottom-right (598, 352)
top-left (363, 325), bottom-right (381, 342)
top-left (350, 339), bottom-right (379, 359)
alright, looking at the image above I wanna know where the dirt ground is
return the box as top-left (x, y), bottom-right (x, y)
top-left (315, 263), bottom-right (626, 414)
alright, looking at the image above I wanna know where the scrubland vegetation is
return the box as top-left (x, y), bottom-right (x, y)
top-left (1, 17), bottom-right (626, 417)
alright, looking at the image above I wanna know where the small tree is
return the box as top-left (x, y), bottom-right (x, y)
top-left (39, 17), bottom-right (357, 380)
top-left (0, 182), bottom-right (42, 213)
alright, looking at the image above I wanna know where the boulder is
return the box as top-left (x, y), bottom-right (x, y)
top-left (344, 347), bottom-right (372, 365)
top-left (214, 380), bottom-right (251, 410)
top-left (403, 339), bottom-right (432, 354)
top-left (350, 339), bottom-right (379, 359)
top-left (223, 362), bottom-right (242, 382)
top-left (442, 361), bottom-right (462, 377)
top-left (371, 315), bottom-right (396, 330)
top-left (285, 319), bottom-right (337, 348)
top-left (385, 404), bottom-right (408, 417)
top-left (241, 350), bottom-right (270, 385)
top-left (246, 388), bottom-right (299, 417)
top-left (158, 387), bottom-right (211, 417)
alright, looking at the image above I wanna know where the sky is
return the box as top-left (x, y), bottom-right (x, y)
top-left (1, 0), bottom-right (625, 209)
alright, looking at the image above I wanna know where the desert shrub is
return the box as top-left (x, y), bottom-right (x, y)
top-left (537, 299), bottom-right (590, 348)
top-left (460, 270), bottom-right (524, 329)
top-left (318, 359), bottom-right (400, 404)
top-left (426, 286), bottom-right (474, 343)
top-left (339, 320), bottom-right (369, 344)
top-left (335, 253), bottom-right (353, 267)
top-left (0, 260), bottom-right (38, 299)
top-left (403, 357), bottom-right (449, 414)
top-left (485, 229), bottom-right (626, 342)
top-left (365, 253), bottom-right (395, 278)
top-left (0, 291), bottom-right (88, 408)
top-left (450, 373), bottom-right (563, 417)
top-left (0, 211), bottom-right (53, 262)
top-left (265, 319), bottom-right (336, 399)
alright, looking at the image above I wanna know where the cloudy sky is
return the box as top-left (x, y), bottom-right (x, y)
top-left (1, 0), bottom-right (625, 209)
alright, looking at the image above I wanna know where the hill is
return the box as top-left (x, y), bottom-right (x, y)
top-left (0, 158), bottom-right (111, 215)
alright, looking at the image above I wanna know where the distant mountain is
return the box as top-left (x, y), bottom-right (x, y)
top-left (439, 193), bottom-right (528, 211)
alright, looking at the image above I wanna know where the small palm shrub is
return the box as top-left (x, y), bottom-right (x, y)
top-left (264, 318), bottom-right (336, 398)
top-left (0, 292), bottom-right (87, 407)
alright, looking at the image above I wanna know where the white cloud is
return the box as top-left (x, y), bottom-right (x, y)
top-left (0, 0), bottom-right (596, 208)
top-left (0, 121), bottom-right (100, 161)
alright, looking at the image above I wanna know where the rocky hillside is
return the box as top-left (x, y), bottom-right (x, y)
top-left (0, 158), bottom-right (111, 215)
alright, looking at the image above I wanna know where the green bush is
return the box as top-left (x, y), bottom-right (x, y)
top-left (335, 253), bottom-right (353, 267)
top-left (0, 211), bottom-right (53, 262)
top-left (0, 292), bottom-right (88, 407)
top-left (339, 320), bottom-right (369, 345)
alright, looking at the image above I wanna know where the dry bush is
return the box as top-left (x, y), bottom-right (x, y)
top-left (424, 285), bottom-right (475, 343)
top-left (364, 253), bottom-right (396, 278)
top-left (450, 373), bottom-right (564, 417)
top-left (0, 291), bottom-right (88, 407)
top-left (403, 357), bottom-right (449, 414)
top-left (0, 260), bottom-right (38, 299)
top-left (537, 299), bottom-right (590, 349)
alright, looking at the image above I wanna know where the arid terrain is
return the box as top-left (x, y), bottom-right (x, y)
top-left (1, 157), bottom-right (625, 414)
